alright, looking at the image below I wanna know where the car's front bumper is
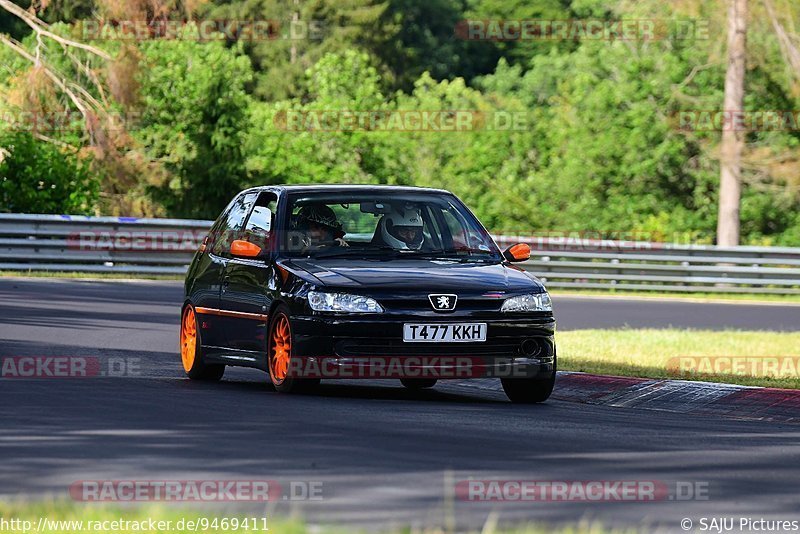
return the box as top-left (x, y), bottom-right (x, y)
top-left (288, 314), bottom-right (556, 380)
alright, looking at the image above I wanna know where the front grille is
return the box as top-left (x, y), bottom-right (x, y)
top-left (379, 299), bottom-right (502, 312)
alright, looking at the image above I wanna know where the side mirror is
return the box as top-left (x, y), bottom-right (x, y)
top-left (503, 243), bottom-right (531, 262)
top-left (231, 239), bottom-right (262, 258)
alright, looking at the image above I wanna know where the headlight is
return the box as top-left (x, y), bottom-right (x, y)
top-left (501, 292), bottom-right (552, 312)
top-left (307, 291), bottom-right (384, 313)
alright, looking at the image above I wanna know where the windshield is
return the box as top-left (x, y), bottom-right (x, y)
top-left (282, 192), bottom-right (501, 261)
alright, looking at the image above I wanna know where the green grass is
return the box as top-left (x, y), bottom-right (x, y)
top-left (0, 501), bottom-right (310, 534)
top-left (559, 328), bottom-right (800, 388)
top-left (0, 501), bottom-right (632, 534)
top-left (551, 288), bottom-right (800, 304)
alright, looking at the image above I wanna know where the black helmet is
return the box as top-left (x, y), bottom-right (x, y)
top-left (296, 205), bottom-right (344, 237)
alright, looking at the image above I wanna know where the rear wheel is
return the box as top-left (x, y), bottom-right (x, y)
top-left (180, 305), bottom-right (224, 381)
top-left (268, 305), bottom-right (319, 393)
top-left (400, 378), bottom-right (438, 390)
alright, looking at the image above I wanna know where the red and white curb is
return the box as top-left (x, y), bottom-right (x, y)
top-left (457, 373), bottom-right (800, 423)
top-left (555, 372), bottom-right (800, 423)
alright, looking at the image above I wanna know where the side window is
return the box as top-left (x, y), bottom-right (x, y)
top-left (245, 192), bottom-right (277, 235)
top-left (442, 207), bottom-right (468, 247)
top-left (441, 203), bottom-right (494, 252)
top-left (420, 206), bottom-right (445, 250)
top-left (211, 192), bottom-right (258, 256)
top-left (244, 192), bottom-right (278, 249)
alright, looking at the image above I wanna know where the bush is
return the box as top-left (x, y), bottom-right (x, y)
top-left (0, 131), bottom-right (99, 214)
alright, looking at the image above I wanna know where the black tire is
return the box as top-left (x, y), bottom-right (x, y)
top-left (400, 378), bottom-right (438, 390)
top-left (181, 305), bottom-right (225, 381)
top-left (267, 304), bottom-right (320, 393)
top-left (501, 375), bottom-right (555, 403)
top-left (501, 350), bottom-right (557, 403)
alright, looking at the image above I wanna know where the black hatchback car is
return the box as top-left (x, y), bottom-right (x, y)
top-left (181, 185), bottom-right (556, 403)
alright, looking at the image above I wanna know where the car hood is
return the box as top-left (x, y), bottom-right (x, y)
top-left (282, 258), bottom-right (545, 294)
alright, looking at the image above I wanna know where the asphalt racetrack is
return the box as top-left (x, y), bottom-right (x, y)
top-left (2, 278), bottom-right (800, 531)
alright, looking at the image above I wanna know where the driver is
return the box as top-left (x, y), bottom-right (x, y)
top-left (295, 205), bottom-right (348, 249)
top-left (379, 206), bottom-right (424, 250)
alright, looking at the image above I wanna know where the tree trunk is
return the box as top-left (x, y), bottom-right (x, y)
top-left (290, 0), bottom-right (299, 64)
top-left (717, 0), bottom-right (747, 247)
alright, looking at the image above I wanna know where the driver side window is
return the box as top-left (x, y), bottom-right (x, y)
top-left (243, 192), bottom-right (278, 251)
top-left (211, 192), bottom-right (258, 257)
top-left (246, 193), bottom-right (277, 233)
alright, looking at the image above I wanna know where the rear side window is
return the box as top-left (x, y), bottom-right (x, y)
top-left (211, 192), bottom-right (258, 256)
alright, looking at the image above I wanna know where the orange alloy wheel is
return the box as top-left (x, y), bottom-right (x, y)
top-left (180, 306), bottom-right (197, 373)
top-left (271, 315), bottom-right (292, 382)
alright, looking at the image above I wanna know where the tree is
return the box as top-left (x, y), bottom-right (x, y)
top-left (136, 29), bottom-right (255, 218)
top-left (201, 0), bottom-right (391, 100)
top-left (717, 0), bottom-right (747, 246)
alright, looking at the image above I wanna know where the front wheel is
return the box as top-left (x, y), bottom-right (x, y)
top-left (501, 375), bottom-right (555, 403)
top-left (180, 305), bottom-right (224, 381)
top-left (267, 305), bottom-right (319, 393)
top-left (501, 352), bottom-right (556, 403)
top-left (400, 378), bottom-right (438, 390)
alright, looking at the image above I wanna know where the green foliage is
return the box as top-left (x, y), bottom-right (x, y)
top-left (201, 0), bottom-right (392, 100)
top-left (487, 40), bottom-right (720, 237)
top-left (0, 131), bottom-right (99, 214)
top-left (247, 50), bottom-right (411, 187)
top-left (377, 0), bottom-right (477, 92)
top-left (464, 0), bottom-right (576, 77)
top-left (135, 26), bottom-right (254, 218)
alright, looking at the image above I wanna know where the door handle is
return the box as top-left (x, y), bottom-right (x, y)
top-left (222, 275), bottom-right (230, 291)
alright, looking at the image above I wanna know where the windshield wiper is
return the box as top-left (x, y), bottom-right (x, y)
top-left (401, 250), bottom-right (499, 262)
top-left (312, 246), bottom-right (498, 262)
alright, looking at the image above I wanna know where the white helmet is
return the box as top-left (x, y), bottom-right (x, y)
top-left (381, 207), bottom-right (424, 250)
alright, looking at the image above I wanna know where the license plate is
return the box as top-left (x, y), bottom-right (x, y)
top-left (403, 323), bottom-right (487, 343)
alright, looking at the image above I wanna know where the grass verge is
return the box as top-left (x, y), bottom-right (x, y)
top-left (0, 501), bottom-right (629, 534)
top-left (551, 288), bottom-right (800, 304)
top-left (0, 501), bottom-right (310, 534)
top-left (558, 328), bottom-right (800, 389)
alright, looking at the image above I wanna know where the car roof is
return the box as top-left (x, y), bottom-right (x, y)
top-left (241, 184), bottom-right (452, 195)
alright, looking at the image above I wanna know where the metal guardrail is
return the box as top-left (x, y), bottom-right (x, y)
top-left (1, 213), bottom-right (799, 294)
top-left (0, 213), bottom-right (211, 275)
